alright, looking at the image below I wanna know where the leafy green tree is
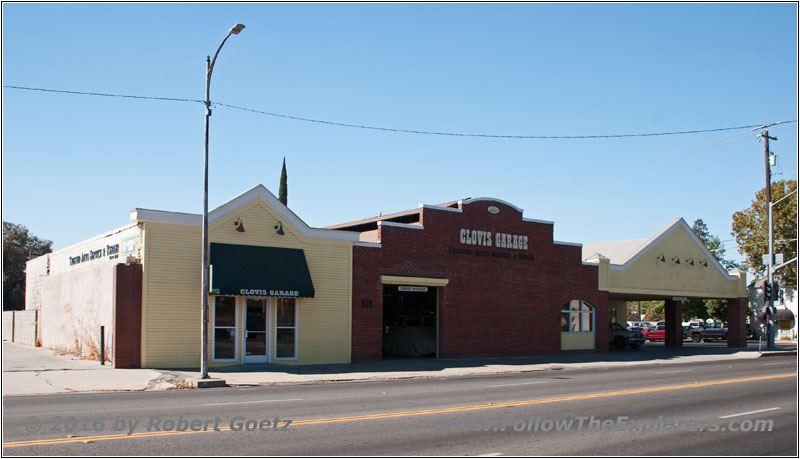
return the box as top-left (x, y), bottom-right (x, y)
top-left (278, 157), bottom-right (288, 206)
top-left (681, 299), bottom-right (709, 322)
top-left (643, 301), bottom-right (665, 322)
top-left (3, 222), bottom-right (52, 310)
top-left (685, 218), bottom-right (743, 321)
top-left (691, 219), bottom-right (739, 271)
top-left (732, 179), bottom-right (797, 288)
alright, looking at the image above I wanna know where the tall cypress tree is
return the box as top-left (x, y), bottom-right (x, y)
top-left (278, 157), bottom-right (288, 206)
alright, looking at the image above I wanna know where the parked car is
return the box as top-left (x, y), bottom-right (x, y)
top-left (691, 322), bottom-right (728, 342)
top-left (609, 323), bottom-right (645, 350)
top-left (643, 325), bottom-right (666, 341)
top-left (628, 321), bottom-right (650, 332)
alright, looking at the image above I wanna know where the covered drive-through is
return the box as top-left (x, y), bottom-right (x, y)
top-left (583, 218), bottom-right (749, 348)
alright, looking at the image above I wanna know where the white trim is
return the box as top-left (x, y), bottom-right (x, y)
top-left (212, 296), bottom-right (239, 363)
top-left (273, 298), bottom-right (299, 361)
top-left (51, 222), bottom-right (140, 254)
top-left (462, 197), bottom-right (524, 213)
top-left (418, 204), bottom-right (462, 213)
top-left (554, 240), bottom-right (582, 247)
top-left (522, 217), bottom-right (555, 225)
top-left (355, 242), bottom-right (382, 248)
top-left (560, 300), bottom-right (596, 333)
top-left (378, 221), bottom-right (424, 230)
top-left (130, 209), bottom-right (200, 226)
top-left (242, 297), bottom-right (269, 364)
top-left (132, 185), bottom-right (360, 242)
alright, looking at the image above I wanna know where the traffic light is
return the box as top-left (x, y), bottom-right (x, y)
top-left (764, 282), bottom-right (772, 303)
top-left (773, 281), bottom-right (781, 303)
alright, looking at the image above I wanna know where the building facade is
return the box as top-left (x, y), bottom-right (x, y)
top-left (329, 197), bottom-right (608, 362)
top-left (25, 186), bottom-right (750, 368)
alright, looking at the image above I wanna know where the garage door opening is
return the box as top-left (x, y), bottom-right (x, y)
top-left (382, 285), bottom-right (437, 358)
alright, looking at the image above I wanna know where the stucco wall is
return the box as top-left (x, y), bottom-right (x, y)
top-left (12, 310), bottom-right (38, 346)
top-left (2, 312), bottom-right (13, 341)
top-left (25, 224), bottom-right (142, 360)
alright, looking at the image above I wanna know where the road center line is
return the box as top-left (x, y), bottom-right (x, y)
top-left (4, 372), bottom-right (796, 449)
top-left (485, 382), bottom-right (545, 388)
top-left (476, 453), bottom-right (503, 456)
top-left (763, 362), bottom-right (789, 366)
top-left (653, 370), bottom-right (692, 374)
top-left (718, 407), bottom-right (781, 419)
top-left (201, 398), bottom-right (302, 406)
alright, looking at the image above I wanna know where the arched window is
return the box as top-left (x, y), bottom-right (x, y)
top-left (560, 300), bottom-right (594, 333)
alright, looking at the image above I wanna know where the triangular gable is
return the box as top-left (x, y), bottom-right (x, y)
top-left (132, 184), bottom-right (359, 243)
top-left (611, 218), bottom-right (736, 281)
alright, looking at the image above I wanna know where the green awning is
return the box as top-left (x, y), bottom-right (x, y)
top-left (210, 243), bottom-right (315, 298)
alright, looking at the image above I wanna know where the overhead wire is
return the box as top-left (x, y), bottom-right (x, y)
top-left (3, 84), bottom-right (797, 140)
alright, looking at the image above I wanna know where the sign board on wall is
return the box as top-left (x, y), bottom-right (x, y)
top-left (398, 286), bottom-right (429, 292)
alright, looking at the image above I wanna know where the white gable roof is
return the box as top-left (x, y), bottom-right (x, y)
top-left (130, 184), bottom-right (359, 242)
top-left (582, 218), bottom-right (736, 281)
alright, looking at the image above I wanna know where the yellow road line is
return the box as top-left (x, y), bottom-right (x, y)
top-left (4, 372), bottom-right (795, 448)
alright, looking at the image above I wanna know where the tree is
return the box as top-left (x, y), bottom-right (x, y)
top-left (691, 218), bottom-right (739, 271)
top-left (681, 299), bottom-right (709, 322)
top-left (686, 218), bottom-right (742, 321)
top-left (731, 179), bottom-right (798, 288)
top-left (3, 222), bottom-right (52, 310)
top-left (643, 301), bottom-right (665, 322)
top-left (278, 157), bottom-right (288, 206)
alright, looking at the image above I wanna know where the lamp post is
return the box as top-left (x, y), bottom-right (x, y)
top-left (201, 23), bottom-right (245, 379)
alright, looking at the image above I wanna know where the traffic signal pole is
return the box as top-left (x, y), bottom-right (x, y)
top-left (761, 130), bottom-right (777, 349)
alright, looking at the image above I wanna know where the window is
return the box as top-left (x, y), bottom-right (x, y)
top-left (275, 298), bottom-right (297, 359)
top-left (561, 300), bottom-right (594, 333)
top-left (214, 296), bottom-right (237, 360)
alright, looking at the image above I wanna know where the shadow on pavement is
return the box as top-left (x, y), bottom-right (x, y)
top-left (167, 341), bottom-right (797, 376)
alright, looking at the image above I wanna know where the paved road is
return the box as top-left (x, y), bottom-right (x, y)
top-left (3, 356), bottom-right (796, 456)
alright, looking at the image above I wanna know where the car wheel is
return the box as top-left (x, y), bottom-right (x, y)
top-left (613, 337), bottom-right (626, 350)
top-left (692, 334), bottom-right (701, 343)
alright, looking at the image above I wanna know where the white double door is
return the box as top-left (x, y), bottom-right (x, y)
top-left (243, 298), bottom-right (269, 363)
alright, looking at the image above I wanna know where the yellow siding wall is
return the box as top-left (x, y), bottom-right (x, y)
top-left (609, 227), bottom-right (743, 299)
top-left (140, 199), bottom-right (352, 368)
top-left (560, 333), bottom-right (595, 350)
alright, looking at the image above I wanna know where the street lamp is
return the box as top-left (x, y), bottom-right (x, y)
top-left (201, 23), bottom-right (245, 379)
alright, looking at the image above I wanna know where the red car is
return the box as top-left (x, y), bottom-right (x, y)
top-left (643, 325), bottom-right (665, 341)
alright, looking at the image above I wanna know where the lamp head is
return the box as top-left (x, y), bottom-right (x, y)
top-left (230, 24), bottom-right (246, 35)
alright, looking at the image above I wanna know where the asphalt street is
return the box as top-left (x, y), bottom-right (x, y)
top-left (2, 356), bottom-right (796, 456)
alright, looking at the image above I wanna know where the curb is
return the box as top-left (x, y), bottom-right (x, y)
top-left (758, 351), bottom-right (797, 357)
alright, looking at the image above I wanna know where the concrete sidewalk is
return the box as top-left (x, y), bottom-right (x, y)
top-left (3, 341), bottom-right (796, 396)
top-left (1, 342), bottom-right (188, 396)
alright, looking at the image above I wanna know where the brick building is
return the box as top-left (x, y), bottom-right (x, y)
top-left (329, 197), bottom-right (609, 362)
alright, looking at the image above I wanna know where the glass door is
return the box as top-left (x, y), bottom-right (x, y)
top-left (243, 299), bottom-right (268, 363)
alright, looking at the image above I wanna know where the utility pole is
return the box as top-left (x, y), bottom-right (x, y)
top-left (760, 130), bottom-right (777, 349)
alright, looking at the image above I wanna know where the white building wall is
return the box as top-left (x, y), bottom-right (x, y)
top-left (748, 279), bottom-right (798, 341)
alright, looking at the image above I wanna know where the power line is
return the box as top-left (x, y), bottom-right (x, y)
top-left (4, 84), bottom-right (797, 140)
top-left (3, 85), bottom-right (203, 104)
top-left (711, 239), bottom-right (798, 252)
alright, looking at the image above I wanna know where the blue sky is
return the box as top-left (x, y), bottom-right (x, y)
top-left (2, 3), bottom-right (797, 269)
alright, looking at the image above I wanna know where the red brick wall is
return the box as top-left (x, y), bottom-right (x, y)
top-left (113, 262), bottom-right (142, 368)
top-left (726, 297), bottom-right (748, 348)
top-left (351, 200), bottom-right (607, 361)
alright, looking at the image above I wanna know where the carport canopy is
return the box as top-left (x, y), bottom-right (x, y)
top-left (582, 218), bottom-right (748, 348)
